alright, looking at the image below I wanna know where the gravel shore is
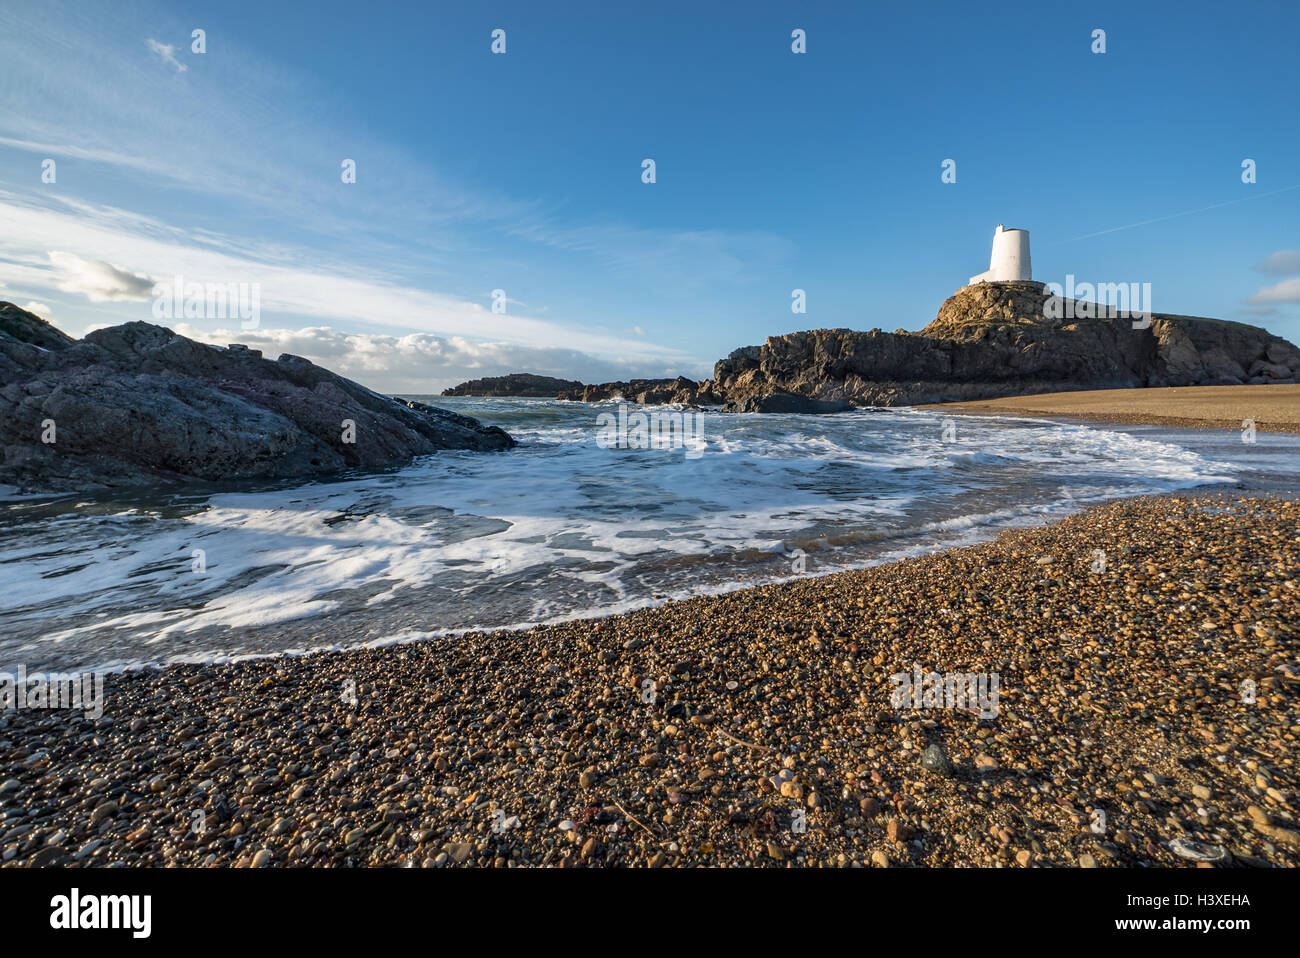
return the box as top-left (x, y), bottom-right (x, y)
top-left (921, 383), bottom-right (1300, 434)
top-left (2, 494), bottom-right (1297, 868)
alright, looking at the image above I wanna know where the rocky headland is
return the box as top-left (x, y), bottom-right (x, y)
top-left (0, 303), bottom-right (515, 494)
top-left (440, 373), bottom-right (583, 397)
top-left (447, 282), bottom-right (1300, 414)
top-left (710, 282), bottom-right (1300, 410)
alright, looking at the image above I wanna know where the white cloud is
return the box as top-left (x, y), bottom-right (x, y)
top-left (1247, 277), bottom-right (1300, 305)
top-left (22, 301), bottom-right (51, 318)
top-left (1255, 250), bottom-right (1300, 276)
top-left (172, 324), bottom-right (708, 393)
top-left (47, 250), bottom-right (155, 302)
top-left (145, 38), bottom-right (187, 73)
top-left (0, 193), bottom-right (696, 368)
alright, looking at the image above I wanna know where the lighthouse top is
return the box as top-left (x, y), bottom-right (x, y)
top-left (968, 224), bottom-right (1032, 286)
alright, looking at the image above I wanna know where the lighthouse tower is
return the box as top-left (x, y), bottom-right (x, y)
top-left (968, 224), bottom-right (1032, 285)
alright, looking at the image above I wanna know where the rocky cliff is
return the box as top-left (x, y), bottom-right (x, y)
top-left (441, 373), bottom-right (584, 397)
top-left (708, 282), bottom-right (1300, 409)
top-left (0, 303), bottom-right (515, 493)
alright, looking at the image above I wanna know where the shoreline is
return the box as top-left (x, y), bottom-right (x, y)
top-left (3, 492), bottom-right (1296, 868)
top-left (13, 482), bottom-right (1265, 678)
top-left (5, 406), bottom-right (1273, 677)
top-left (919, 383), bottom-right (1300, 434)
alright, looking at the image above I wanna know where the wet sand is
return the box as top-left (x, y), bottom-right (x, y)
top-left (920, 384), bottom-right (1300, 434)
top-left (2, 494), bottom-right (1296, 868)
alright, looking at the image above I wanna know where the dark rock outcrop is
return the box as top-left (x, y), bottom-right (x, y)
top-left (708, 282), bottom-right (1300, 409)
top-left (556, 376), bottom-right (722, 406)
top-left (727, 392), bottom-right (853, 414)
top-left (441, 373), bottom-right (583, 397)
top-left (0, 303), bottom-right (515, 493)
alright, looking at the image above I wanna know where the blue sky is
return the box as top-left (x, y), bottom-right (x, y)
top-left (1, 0), bottom-right (1298, 392)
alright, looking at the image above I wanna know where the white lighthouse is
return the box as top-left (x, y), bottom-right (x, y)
top-left (968, 224), bottom-right (1032, 285)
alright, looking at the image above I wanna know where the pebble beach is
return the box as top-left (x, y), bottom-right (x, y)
top-left (2, 493), bottom-right (1297, 869)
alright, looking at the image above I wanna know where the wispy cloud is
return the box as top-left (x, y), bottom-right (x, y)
top-left (0, 9), bottom-right (788, 283)
top-left (0, 191), bottom-right (698, 367)
top-left (145, 37), bottom-right (187, 73)
top-left (506, 221), bottom-right (796, 287)
top-left (0, 4), bottom-right (783, 389)
top-left (1053, 185), bottom-right (1300, 246)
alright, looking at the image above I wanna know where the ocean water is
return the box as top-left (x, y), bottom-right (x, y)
top-left (1, 398), bottom-right (1294, 672)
